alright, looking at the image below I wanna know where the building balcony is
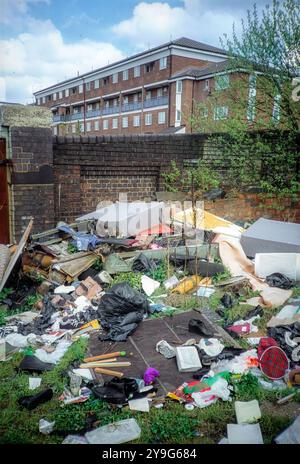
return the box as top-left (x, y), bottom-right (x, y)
top-left (121, 102), bottom-right (142, 112)
top-left (53, 114), bottom-right (65, 122)
top-left (86, 109), bottom-right (102, 119)
top-left (102, 106), bottom-right (120, 115)
top-left (143, 96), bottom-right (168, 108)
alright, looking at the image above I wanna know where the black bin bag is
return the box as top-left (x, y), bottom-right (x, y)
top-left (97, 282), bottom-right (149, 341)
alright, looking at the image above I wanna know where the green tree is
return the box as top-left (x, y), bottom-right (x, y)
top-left (191, 0), bottom-right (300, 199)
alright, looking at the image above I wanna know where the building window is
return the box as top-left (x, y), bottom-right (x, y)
top-left (53, 93), bottom-right (57, 101)
top-left (53, 126), bottom-right (58, 135)
top-left (71, 87), bottom-right (77, 95)
top-left (86, 122), bottom-right (91, 132)
top-left (123, 69), bottom-right (128, 81)
top-left (134, 66), bottom-right (140, 77)
top-left (122, 116), bottom-right (129, 128)
top-left (42, 97), bottom-right (46, 104)
top-left (158, 111), bottom-right (166, 124)
top-left (36, 98), bottom-right (40, 105)
top-left (215, 74), bottom-right (230, 91)
top-left (112, 118), bottom-right (118, 129)
top-left (145, 113), bottom-right (152, 125)
top-left (112, 73), bottom-right (118, 84)
top-left (204, 79), bottom-right (210, 91)
top-left (79, 84), bottom-right (83, 94)
top-left (94, 120), bottom-right (100, 131)
top-left (79, 122), bottom-right (84, 133)
top-left (272, 94), bottom-right (281, 123)
top-left (103, 119), bottom-right (109, 130)
top-left (59, 91), bottom-right (63, 99)
top-left (200, 107), bottom-right (208, 118)
top-left (65, 89), bottom-right (69, 97)
top-left (176, 110), bottom-right (181, 123)
top-left (176, 80), bottom-right (182, 93)
top-left (213, 106), bottom-right (229, 120)
top-left (133, 115), bottom-right (140, 127)
top-left (113, 98), bottom-right (119, 107)
top-left (123, 96), bottom-right (129, 105)
top-left (72, 124), bottom-right (76, 133)
top-left (157, 88), bottom-right (163, 97)
top-left (47, 95), bottom-right (52, 102)
top-left (103, 77), bottom-right (109, 85)
top-left (146, 90), bottom-right (151, 100)
top-left (73, 106), bottom-right (81, 114)
top-left (133, 93), bottom-right (138, 102)
top-left (247, 74), bottom-right (257, 122)
top-left (86, 82), bottom-right (90, 91)
top-left (159, 57), bottom-right (167, 70)
top-left (94, 79), bottom-right (100, 89)
top-left (87, 104), bottom-right (93, 111)
top-left (145, 62), bottom-right (155, 73)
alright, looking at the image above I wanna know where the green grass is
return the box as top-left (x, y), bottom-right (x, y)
top-left (0, 338), bottom-right (88, 444)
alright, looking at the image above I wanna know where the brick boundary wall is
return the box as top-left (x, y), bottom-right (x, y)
top-left (10, 127), bottom-right (55, 239)
top-left (53, 134), bottom-right (300, 225)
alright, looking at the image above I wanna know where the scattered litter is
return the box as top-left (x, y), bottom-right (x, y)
top-left (275, 415), bottom-right (300, 444)
top-left (176, 346), bottom-right (202, 373)
top-left (128, 398), bottom-right (150, 412)
top-left (39, 419), bottom-right (55, 435)
top-left (84, 418), bottom-right (141, 444)
top-left (141, 275), bottom-right (160, 296)
top-left (156, 340), bottom-right (176, 359)
top-left (54, 285), bottom-right (75, 294)
top-left (29, 377), bottom-right (42, 390)
top-left (235, 400), bottom-right (261, 424)
top-left (144, 367), bottom-right (160, 385)
top-left (198, 338), bottom-right (224, 357)
top-left (227, 423), bottom-right (263, 444)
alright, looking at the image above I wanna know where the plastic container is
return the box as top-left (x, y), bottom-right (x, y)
top-left (85, 418), bottom-right (141, 444)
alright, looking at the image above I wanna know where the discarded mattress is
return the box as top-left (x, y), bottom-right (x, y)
top-left (241, 218), bottom-right (300, 258)
top-left (76, 202), bottom-right (167, 238)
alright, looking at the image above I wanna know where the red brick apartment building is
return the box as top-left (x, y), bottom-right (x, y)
top-left (34, 37), bottom-right (236, 135)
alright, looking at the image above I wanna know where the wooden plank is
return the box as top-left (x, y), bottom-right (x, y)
top-left (0, 219), bottom-right (33, 292)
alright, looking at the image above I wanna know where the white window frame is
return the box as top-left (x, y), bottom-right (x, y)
top-left (213, 106), bottom-right (228, 120)
top-left (59, 91), bottom-right (63, 99)
top-left (122, 116), bottom-right (129, 128)
top-left (72, 124), bottom-right (76, 134)
top-left (86, 121), bottom-right (91, 132)
top-left (157, 88), bottom-right (163, 97)
top-left (176, 110), bottom-right (181, 123)
top-left (146, 90), bottom-right (151, 100)
top-left (204, 79), bottom-right (210, 91)
top-left (112, 118), bottom-right (118, 129)
top-left (123, 96), bottom-right (129, 105)
top-left (247, 74), bottom-right (257, 122)
top-left (103, 119), bottom-right (109, 130)
top-left (79, 122), bottom-right (84, 133)
top-left (159, 57), bottom-right (167, 70)
top-left (94, 79), bottom-right (100, 89)
top-left (215, 74), bottom-right (230, 91)
top-left (134, 66), bottom-right (140, 77)
top-left (86, 82), bottom-right (90, 91)
top-left (158, 111), bottom-right (166, 124)
top-left (123, 69), bottom-right (128, 81)
top-left (133, 93), bottom-right (138, 102)
top-left (133, 115), bottom-right (140, 127)
top-left (53, 93), bottom-right (57, 101)
top-left (112, 73), bottom-right (118, 84)
top-left (53, 126), bottom-right (58, 135)
top-left (87, 104), bottom-right (93, 111)
top-left (42, 96), bottom-right (46, 103)
top-left (145, 113), bottom-right (152, 126)
top-left (94, 120), bottom-right (100, 131)
top-left (65, 89), bottom-right (69, 97)
top-left (79, 84), bottom-right (83, 94)
top-left (176, 80), bottom-right (182, 94)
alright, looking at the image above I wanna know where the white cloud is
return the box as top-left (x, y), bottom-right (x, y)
top-left (1, 0), bottom-right (50, 25)
top-left (0, 19), bottom-right (124, 103)
top-left (112, 0), bottom-right (242, 50)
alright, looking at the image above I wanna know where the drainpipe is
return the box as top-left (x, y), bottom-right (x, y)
top-left (168, 45), bottom-right (172, 128)
top-left (83, 78), bottom-right (86, 135)
top-left (191, 79), bottom-right (195, 134)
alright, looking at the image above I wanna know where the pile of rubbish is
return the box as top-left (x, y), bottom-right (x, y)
top-left (0, 201), bottom-right (300, 444)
